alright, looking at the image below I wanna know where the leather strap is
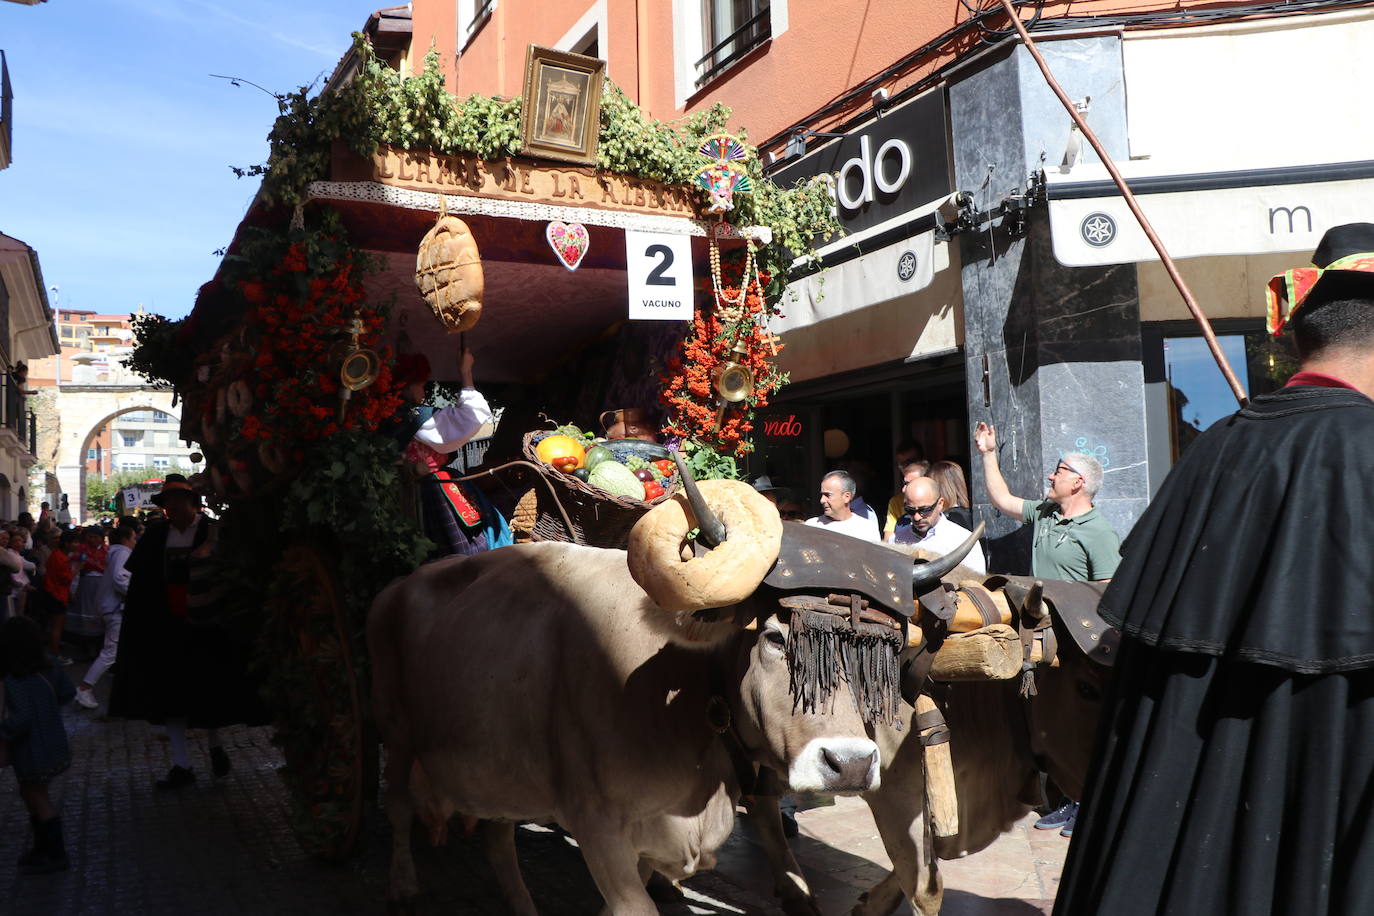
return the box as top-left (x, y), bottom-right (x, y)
top-left (915, 705), bottom-right (951, 747)
top-left (960, 585), bottom-right (1002, 628)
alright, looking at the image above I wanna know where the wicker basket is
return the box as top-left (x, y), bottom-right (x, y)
top-left (509, 432), bottom-right (679, 549)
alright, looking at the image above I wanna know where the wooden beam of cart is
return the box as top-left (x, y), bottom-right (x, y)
top-left (995, 0), bottom-right (1248, 407)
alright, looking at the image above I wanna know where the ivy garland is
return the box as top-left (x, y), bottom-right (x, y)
top-left (240, 33), bottom-right (838, 295)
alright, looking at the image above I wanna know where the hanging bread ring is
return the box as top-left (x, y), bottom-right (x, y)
top-left (258, 441), bottom-right (288, 475)
top-left (227, 380), bottom-right (253, 417)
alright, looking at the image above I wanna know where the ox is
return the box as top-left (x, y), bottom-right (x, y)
top-left (369, 466), bottom-right (981, 915)
top-left (749, 567), bottom-right (1109, 916)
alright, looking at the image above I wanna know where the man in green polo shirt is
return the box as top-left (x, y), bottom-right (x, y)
top-left (973, 421), bottom-right (1121, 837)
top-left (973, 422), bottom-right (1120, 581)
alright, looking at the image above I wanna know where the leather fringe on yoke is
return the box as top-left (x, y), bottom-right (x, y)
top-left (787, 608), bottom-right (903, 726)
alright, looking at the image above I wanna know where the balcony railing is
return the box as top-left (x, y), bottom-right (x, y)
top-left (695, 5), bottom-right (771, 88)
top-left (469, 0), bottom-right (495, 34)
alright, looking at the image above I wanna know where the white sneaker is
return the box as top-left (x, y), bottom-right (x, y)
top-left (74, 687), bottom-right (99, 710)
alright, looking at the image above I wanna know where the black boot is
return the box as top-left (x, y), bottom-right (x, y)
top-left (20, 817), bottom-right (68, 875)
top-left (15, 815), bottom-right (40, 867)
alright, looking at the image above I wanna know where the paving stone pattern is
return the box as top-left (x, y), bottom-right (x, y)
top-left (0, 664), bottom-right (1065, 914)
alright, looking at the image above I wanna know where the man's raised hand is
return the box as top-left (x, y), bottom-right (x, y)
top-left (974, 421), bottom-right (998, 455)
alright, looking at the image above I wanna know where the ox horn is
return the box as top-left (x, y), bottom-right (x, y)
top-left (673, 450), bottom-right (728, 548)
top-left (912, 521), bottom-right (986, 595)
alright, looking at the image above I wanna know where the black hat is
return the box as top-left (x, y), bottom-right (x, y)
top-left (150, 473), bottom-right (201, 507)
top-left (1268, 223), bottom-right (1374, 335)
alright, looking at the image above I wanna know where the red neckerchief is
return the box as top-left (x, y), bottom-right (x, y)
top-left (1286, 371), bottom-right (1358, 391)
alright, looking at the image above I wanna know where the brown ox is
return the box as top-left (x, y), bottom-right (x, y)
top-left (853, 633), bottom-right (1106, 914)
top-left (369, 471), bottom-right (980, 915)
top-left (749, 563), bottom-right (1108, 916)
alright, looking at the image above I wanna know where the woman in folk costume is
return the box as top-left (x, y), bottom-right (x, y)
top-left (389, 348), bottom-right (510, 558)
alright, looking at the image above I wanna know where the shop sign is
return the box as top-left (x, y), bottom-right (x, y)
top-left (331, 143), bottom-right (701, 219)
top-left (772, 90), bottom-right (951, 239)
top-left (761, 413), bottom-right (805, 439)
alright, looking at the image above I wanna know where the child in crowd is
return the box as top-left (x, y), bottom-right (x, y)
top-left (0, 615), bottom-right (75, 874)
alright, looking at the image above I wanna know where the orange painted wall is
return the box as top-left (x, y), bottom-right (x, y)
top-left (404, 0), bottom-right (1316, 155)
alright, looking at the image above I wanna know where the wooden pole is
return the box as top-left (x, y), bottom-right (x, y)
top-left (994, 0), bottom-right (1249, 407)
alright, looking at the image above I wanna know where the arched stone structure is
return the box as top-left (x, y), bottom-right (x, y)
top-left (53, 385), bottom-right (180, 523)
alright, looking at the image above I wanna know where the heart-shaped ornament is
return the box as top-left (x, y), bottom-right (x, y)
top-left (546, 221), bottom-right (590, 271)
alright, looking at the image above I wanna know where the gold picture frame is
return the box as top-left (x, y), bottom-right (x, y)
top-left (519, 45), bottom-right (605, 166)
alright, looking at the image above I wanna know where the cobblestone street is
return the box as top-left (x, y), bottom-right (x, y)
top-left (0, 663), bottom-right (1065, 915)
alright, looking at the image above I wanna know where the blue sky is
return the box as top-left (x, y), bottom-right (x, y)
top-left (1, 0), bottom-right (370, 318)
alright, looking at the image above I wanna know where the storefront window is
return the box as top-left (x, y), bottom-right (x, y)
top-left (1147, 324), bottom-right (1296, 469)
top-left (753, 357), bottom-right (967, 523)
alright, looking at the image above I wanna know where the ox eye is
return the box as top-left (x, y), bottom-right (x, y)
top-left (764, 628), bottom-right (786, 649)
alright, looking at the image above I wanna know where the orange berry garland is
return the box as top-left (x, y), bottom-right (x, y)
top-left (660, 265), bottom-right (786, 455)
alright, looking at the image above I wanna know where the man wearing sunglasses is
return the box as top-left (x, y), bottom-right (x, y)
top-left (973, 422), bottom-right (1120, 584)
top-left (974, 422), bottom-right (1121, 840)
top-left (887, 476), bottom-right (986, 573)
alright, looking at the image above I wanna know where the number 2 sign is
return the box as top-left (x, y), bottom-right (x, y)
top-left (625, 230), bottom-right (694, 320)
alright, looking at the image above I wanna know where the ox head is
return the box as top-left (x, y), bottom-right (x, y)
top-left (627, 455), bottom-right (981, 795)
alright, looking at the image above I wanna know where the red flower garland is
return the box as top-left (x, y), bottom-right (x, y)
top-left (226, 240), bottom-right (403, 449)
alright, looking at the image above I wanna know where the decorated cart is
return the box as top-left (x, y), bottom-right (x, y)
top-left (127, 39), bottom-right (836, 858)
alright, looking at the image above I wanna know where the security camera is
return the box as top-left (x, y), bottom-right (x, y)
top-left (871, 87), bottom-right (891, 110)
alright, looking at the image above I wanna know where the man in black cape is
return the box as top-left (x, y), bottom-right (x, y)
top-left (1055, 223), bottom-right (1374, 915)
top-left (108, 475), bottom-right (268, 788)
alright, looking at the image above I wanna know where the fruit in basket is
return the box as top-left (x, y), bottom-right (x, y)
top-left (642, 480), bottom-right (665, 501)
top-left (602, 439), bottom-right (670, 463)
top-left (654, 459), bottom-right (676, 477)
top-left (588, 460), bottom-right (646, 499)
top-left (572, 468), bottom-right (591, 482)
top-left (633, 468), bottom-right (655, 483)
top-left (583, 445), bottom-right (613, 470)
top-left (535, 435), bottom-right (586, 472)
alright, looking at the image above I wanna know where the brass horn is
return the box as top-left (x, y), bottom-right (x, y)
top-left (672, 450), bottom-right (728, 548)
top-left (912, 521), bottom-right (986, 595)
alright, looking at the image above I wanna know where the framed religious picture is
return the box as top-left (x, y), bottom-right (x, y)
top-left (519, 45), bottom-right (605, 166)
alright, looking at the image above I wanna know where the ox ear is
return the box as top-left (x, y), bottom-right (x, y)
top-left (912, 522), bottom-right (985, 596)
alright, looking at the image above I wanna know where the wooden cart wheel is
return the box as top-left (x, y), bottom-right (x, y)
top-left (269, 538), bottom-right (366, 861)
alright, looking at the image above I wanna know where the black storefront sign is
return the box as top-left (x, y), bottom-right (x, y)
top-left (773, 89), bottom-right (951, 251)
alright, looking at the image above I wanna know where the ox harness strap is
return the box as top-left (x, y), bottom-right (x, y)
top-left (778, 594), bottom-right (905, 728)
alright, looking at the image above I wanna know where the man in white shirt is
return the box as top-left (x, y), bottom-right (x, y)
top-left (805, 471), bottom-right (881, 543)
top-left (888, 476), bottom-right (987, 574)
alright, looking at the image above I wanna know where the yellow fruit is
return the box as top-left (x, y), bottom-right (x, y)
top-left (535, 435), bottom-right (586, 472)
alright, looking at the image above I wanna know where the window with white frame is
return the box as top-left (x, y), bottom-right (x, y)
top-left (117, 457), bottom-right (143, 471)
top-left (152, 457), bottom-right (171, 470)
top-left (120, 432), bottom-right (141, 448)
top-left (675, 0), bottom-right (785, 103)
top-left (87, 448), bottom-right (97, 461)
top-left (457, 0), bottom-right (496, 52)
top-left (697, 0), bottom-right (770, 87)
